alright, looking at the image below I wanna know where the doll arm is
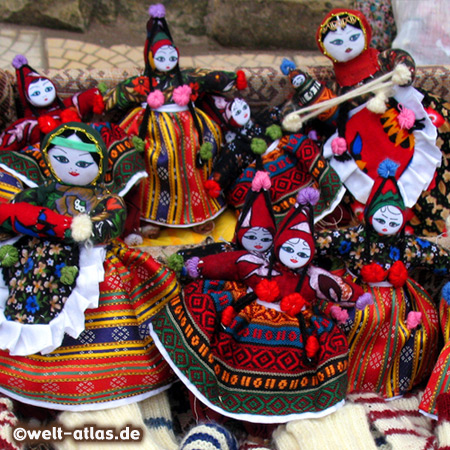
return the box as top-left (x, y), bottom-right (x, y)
top-left (406, 237), bottom-right (450, 274)
top-left (68, 87), bottom-right (105, 119)
top-left (102, 76), bottom-right (147, 112)
top-left (87, 194), bottom-right (127, 245)
top-left (186, 250), bottom-right (248, 280)
top-left (0, 118), bottom-right (41, 151)
top-left (378, 48), bottom-right (416, 86)
top-left (185, 68), bottom-right (246, 96)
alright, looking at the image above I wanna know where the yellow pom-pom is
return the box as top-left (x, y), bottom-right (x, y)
top-left (391, 63), bottom-right (412, 86)
top-left (282, 114), bottom-right (303, 132)
top-left (71, 214), bottom-right (93, 242)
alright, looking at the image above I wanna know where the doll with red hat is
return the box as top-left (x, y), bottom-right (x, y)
top-left (0, 55), bottom-right (105, 153)
top-left (0, 123), bottom-right (180, 430)
top-left (102, 3), bottom-right (247, 237)
top-left (315, 158), bottom-right (450, 400)
top-left (280, 8), bottom-right (449, 237)
top-left (149, 184), bottom-right (370, 422)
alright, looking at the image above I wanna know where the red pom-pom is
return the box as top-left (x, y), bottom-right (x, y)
top-left (305, 335), bottom-right (320, 358)
top-left (388, 260), bottom-right (408, 288)
top-left (204, 179), bottom-right (221, 198)
top-left (280, 293), bottom-right (306, 316)
top-left (60, 108), bottom-right (81, 123)
top-left (360, 262), bottom-right (387, 283)
top-left (93, 91), bottom-right (105, 115)
top-left (221, 305), bottom-right (236, 327)
top-left (236, 70), bottom-right (247, 90)
top-left (255, 279), bottom-right (280, 302)
top-left (38, 115), bottom-right (59, 134)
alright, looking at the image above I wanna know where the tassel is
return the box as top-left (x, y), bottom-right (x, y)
top-left (185, 257), bottom-right (200, 278)
top-left (255, 279), bottom-right (280, 302)
top-left (282, 114), bottom-right (303, 132)
top-left (280, 293), bottom-right (306, 316)
top-left (356, 292), bottom-right (374, 310)
top-left (221, 306), bottom-right (236, 327)
top-left (387, 260), bottom-right (408, 288)
top-left (173, 85), bottom-right (192, 106)
top-left (391, 63), bottom-right (412, 86)
top-left (330, 305), bottom-right (349, 324)
top-left (406, 311), bottom-right (422, 330)
top-left (60, 108), bottom-right (81, 123)
top-left (331, 136), bottom-right (347, 156)
top-left (252, 171), bottom-right (271, 192)
top-left (236, 69), bottom-right (247, 90)
top-left (38, 115), bottom-right (59, 134)
top-left (305, 335), bottom-right (320, 358)
top-left (367, 90), bottom-right (388, 114)
top-left (204, 179), bottom-right (221, 198)
top-left (296, 187), bottom-right (320, 206)
top-left (147, 90), bottom-right (165, 109)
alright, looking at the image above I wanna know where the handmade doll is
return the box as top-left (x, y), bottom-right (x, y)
top-left (0, 123), bottom-right (180, 416)
top-left (201, 95), bottom-right (346, 226)
top-left (0, 55), bottom-right (104, 153)
top-left (102, 3), bottom-right (246, 237)
top-left (315, 159), bottom-right (450, 399)
top-left (280, 8), bottom-right (443, 234)
top-left (150, 186), bottom-right (371, 423)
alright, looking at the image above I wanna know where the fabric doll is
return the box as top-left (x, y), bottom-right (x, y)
top-left (0, 55), bottom-right (104, 153)
top-left (280, 8), bottom-right (443, 235)
top-left (102, 3), bottom-right (246, 238)
top-left (314, 159), bottom-right (450, 399)
top-left (0, 122), bottom-right (180, 416)
top-left (149, 186), bottom-right (370, 423)
top-left (201, 95), bottom-right (347, 227)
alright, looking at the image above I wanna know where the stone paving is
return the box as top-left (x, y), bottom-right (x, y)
top-left (0, 23), bottom-right (329, 73)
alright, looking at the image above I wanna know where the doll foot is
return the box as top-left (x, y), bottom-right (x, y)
top-left (192, 221), bottom-right (215, 235)
top-left (141, 223), bottom-right (161, 239)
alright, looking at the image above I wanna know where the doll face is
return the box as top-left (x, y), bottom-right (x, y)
top-left (241, 227), bottom-right (273, 253)
top-left (48, 135), bottom-right (99, 186)
top-left (230, 99), bottom-right (250, 126)
top-left (153, 45), bottom-right (178, 72)
top-left (27, 78), bottom-right (56, 107)
top-left (279, 237), bottom-right (312, 269)
top-left (323, 24), bottom-right (365, 63)
top-left (371, 205), bottom-right (404, 235)
top-left (291, 73), bottom-right (306, 89)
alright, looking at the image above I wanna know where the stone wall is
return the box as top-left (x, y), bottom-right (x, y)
top-left (0, 0), bottom-right (352, 50)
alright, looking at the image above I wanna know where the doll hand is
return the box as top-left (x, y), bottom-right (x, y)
top-left (71, 214), bottom-right (93, 242)
top-left (185, 257), bottom-right (200, 278)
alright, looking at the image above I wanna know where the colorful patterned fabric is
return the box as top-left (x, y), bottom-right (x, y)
top-left (150, 279), bottom-right (349, 422)
top-left (119, 106), bottom-right (225, 226)
top-left (0, 240), bottom-right (179, 410)
top-left (0, 168), bottom-right (24, 203)
top-left (226, 134), bottom-right (344, 223)
top-left (316, 225), bottom-right (450, 398)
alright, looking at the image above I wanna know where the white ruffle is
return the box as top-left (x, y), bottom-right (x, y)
top-left (323, 86), bottom-right (441, 208)
top-left (0, 238), bottom-right (106, 356)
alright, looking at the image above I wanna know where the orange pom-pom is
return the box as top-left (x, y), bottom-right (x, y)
top-left (60, 108), bottom-right (81, 123)
top-left (38, 115), bottom-right (59, 134)
top-left (305, 335), bottom-right (320, 358)
top-left (255, 279), bottom-right (280, 302)
top-left (280, 293), bottom-right (306, 316)
top-left (388, 260), bottom-right (408, 288)
top-left (221, 305), bottom-right (236, 327)
top-left (236, 70), bottom-right (247, 90)
top-left (360, 262), bottom-right (387, 283)
top-left (204, 179), bottom-right (221, 198)
top-left (93, 91), bottom-right (105, 114)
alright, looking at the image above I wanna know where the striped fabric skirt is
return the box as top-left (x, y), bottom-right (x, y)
top-left (0, 240), bottom-right (179, 411)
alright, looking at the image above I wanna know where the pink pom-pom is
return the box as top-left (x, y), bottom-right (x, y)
top-left (252, 171), bottom-right (271, 192)
top-left (397, 104), bottom-right (415, 130)
top-left (185, 257), bottom-right (200, 278)
top-left (330, 305), bottom-right (349, 324)
top-left (173, 85), bottom-right (192, 106)
top-left (147, 90), bottom-right (165, 109)
top-left (356, 292), bottom-right (374, 310)
top-left (148, 3), bottom-right (165, 18)
top-left (407, 311), bottom-right (422, 330)
top-left (12, 54), bottom-right (28, 69)
top-left (296, 187), bottom-right (320, 206)
top-left (331, 137), bottom-right (347, 156)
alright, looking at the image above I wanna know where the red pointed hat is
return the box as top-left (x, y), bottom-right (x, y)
top-left (235, 171), bottom-right (276, 246)
top-left (273, 187), bottom-right (320, 265)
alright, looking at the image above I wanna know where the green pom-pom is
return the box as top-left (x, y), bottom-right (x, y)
top-left (251, 137), bottom-right (267, 155)
top-left (97, 81), bottom-right (108, 94)
top-left (265, 124), bottom-right (282, 141)
top-left (199, 142), bottom-right (213, 160)
top-left (60, 266), bottom-right (79, 285)
top-left (166, 253), bottom-right (185, 273)
top-left (132, 136), bottom-right (145, 152)
top-left (0, 245), bottom-right (19, 267)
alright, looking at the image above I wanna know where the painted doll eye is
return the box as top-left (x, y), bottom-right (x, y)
top-left (169, 56), bottom-right (177, 62)
top-left (375, 218), bottom-right (386, 225)
top-left (330, 38), bottom-right (344, 46)
top-left (31, 90), bottom-right (41, 97)
top-left (156, 56), bottom-right (165, 62)
top-left (76, 161), bottom-right (94, 168)
top-left (261, 237), bottom-right (272, 242)
top-left (45, 86), bottom-right (54, 93)
top-left (281, 245), bottom-right (294, 253)
top-left (389, 221), bottom-right (400, 228)
top-left (297, 252), bottom-right (309, 258)
top-left (52, 155), bottom-right (69, 163)
top-left (349, 33), bottom-right (361, 42)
